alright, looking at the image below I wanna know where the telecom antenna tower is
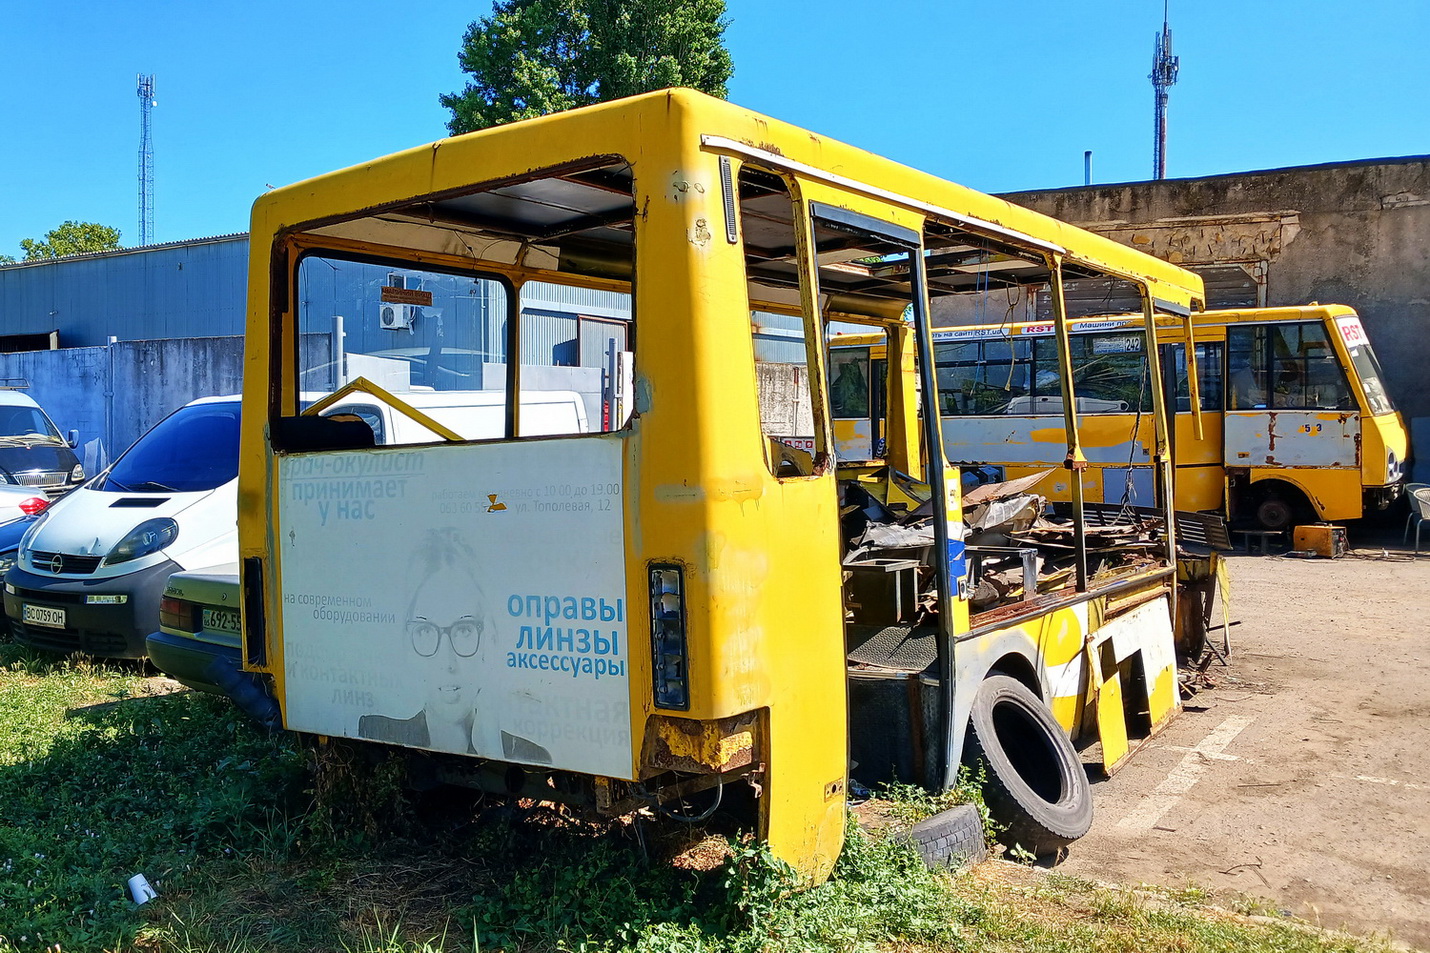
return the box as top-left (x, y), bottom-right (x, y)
top-left (137, 74), bottom-right (155, 246)
top-left (1150, 3), bottom-right (1179, 180)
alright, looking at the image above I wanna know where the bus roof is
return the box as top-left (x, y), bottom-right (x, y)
top-left (250, 88), bottom-right (1205, 317)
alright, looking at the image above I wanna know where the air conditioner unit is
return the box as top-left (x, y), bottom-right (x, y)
top-left (379, 303), bottom-right (415, 330)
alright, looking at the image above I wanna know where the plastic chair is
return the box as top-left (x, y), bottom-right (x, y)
top-left (1410, 487), bottom-right (1430, 556)
top-left (1404, 483), bottom-right (1429, 545)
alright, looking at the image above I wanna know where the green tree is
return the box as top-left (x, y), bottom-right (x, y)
top-left (440, 0), bottom-right (732, 135)
top-left (9, 221), bottom-right (123, 262)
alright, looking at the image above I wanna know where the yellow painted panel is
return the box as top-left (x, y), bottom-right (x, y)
top-left (1361, 411), bottom-right (1409, 487)
top-left (1049, 695), bottom-right (1081, 729)
top-left (1095, 670), bottom-right (1130, 774)
top-left (1148, 666), bottom-right (1179, 732)
top-left (1037, 606), bottom-right (1085, 669)
top-left (1173, 465), bottom-right (1224, 512)
top-left (1249, 467), bottom-right (1361, 522)
top-left (1172, 410), bottom-right (1223, 466)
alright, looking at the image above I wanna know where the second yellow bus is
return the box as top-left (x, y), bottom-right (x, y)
top-left (832, 304), bottom-right (1406, 530)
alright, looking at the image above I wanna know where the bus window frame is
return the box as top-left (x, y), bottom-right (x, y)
top-left (934, 329), bottom-right (1155, 417)
top-left (1161, 339), bottom-right (1225, 414)
top-left (1227, 320), bottom-right (1355, 412)
top-left (270, 156), bottom-right (640, 445)
top-left (740, 165), bottom-right (835, 478)
top-left (285, 246), bottom-right (522, 443)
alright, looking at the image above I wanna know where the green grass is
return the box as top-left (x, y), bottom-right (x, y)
top-left (0, 644), bottom-right (305, 951)
top-left (0, 643), bottom-right (1399, 953)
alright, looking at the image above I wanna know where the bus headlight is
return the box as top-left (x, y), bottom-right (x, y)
top-left (104, 518), bottom-right (179, 566)
top-left (649, 564), bottom-right (690, 711)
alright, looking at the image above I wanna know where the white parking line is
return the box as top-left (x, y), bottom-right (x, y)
top-left (1330, 772), bottom-right (1430, 792)
top-left (1116, 715), bottom-right (1254, 834)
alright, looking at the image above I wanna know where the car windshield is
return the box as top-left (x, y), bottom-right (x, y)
top-left (102, 402), bottom-right (240, 493)
top-left (0, 404), bottom-right (65, 447)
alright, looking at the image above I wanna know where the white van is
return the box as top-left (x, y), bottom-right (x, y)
top-left (5, 388), bottom-right (586, 659)
top-left (4, 396), bottom-right (240, 658)
top-left (322, 388), bottom-right (588, 443)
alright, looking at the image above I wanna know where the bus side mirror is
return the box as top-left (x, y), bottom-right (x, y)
top-left (66, 430), bottom-right (79, 449)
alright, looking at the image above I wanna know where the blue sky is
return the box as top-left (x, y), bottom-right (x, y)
top-left (1, 0), bottom-right (1426, 257)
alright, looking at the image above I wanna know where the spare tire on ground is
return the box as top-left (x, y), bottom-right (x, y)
top-left (962, 675), bottom-right (1093, 856)
top-left (896, 802), bottom-right (987, 870)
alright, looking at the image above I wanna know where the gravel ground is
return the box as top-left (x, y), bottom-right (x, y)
top-left (1056, 525), bottom-right (1430, 948)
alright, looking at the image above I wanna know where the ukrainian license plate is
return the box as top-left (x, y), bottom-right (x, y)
top-left (201, 607), bottom-right (241, 636)
top-left (22, 604), bottom-right (65, 629)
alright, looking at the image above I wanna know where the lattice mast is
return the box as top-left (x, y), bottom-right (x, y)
top-left (1150, 3), bottom-right (1179, 180)
top-left (137, 74), bottom-right (155, 246)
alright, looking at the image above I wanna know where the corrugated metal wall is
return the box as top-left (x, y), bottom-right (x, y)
top-left (523, 280), bottom-right (630, 320)
top-left (0, 236), bottom-right (248, 346)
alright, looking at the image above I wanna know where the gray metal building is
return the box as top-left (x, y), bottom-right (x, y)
top-left (0, 235), bottom-right (249, 347)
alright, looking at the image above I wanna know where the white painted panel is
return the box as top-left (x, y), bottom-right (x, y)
top-left (834, 418), bottom-right (874, 460)
top-left (277, 436), bottom-right (632, 778)
top-left (1224, 411), bottom-right (1359, 468)
top-left (1096, 595), bottom-right (1174, 685)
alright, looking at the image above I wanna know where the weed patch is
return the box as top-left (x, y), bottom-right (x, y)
top-left (872, 766), bottom-right (1000, 850)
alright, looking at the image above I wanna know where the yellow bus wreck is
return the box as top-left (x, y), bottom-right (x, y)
top-left (236, 89), bottom-right (1210, 881)
top-left (831, 305), bottom-right (1407, 530)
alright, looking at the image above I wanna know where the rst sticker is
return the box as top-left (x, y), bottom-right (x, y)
top-left (1336, 316), bottom-right (1369, 347)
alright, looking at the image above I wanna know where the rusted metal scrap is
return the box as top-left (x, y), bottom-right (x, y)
top-left (961, 468), bottom-right (1055, 506)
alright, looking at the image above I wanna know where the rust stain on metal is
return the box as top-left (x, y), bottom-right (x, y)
top-left (641, 712), bottom-right (758, 774)
top-left (1265, 411), bottom-right (1278, 453)
top-left (1353, 431), bottom-right (1363, 466)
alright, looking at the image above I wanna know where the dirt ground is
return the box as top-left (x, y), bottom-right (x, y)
top-left (1056, 525), bottom-right (1430, 948)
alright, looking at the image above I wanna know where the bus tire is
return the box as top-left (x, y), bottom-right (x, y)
top-left (1255, 494), bottom-right (1295, 532)
top-left (963, 675), bottom-right (1092, 857)
top-left (898, 803), bottom-right (987, 870)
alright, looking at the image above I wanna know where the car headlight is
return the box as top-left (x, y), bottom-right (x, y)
top-left (70, 464), bottom-right (85, 482)
top-left (0, 473), bottom-right (9, 484)
top-left (0, 551), bottom-right (16, 574)
top-left (104, 518), bottom-right (179, 566)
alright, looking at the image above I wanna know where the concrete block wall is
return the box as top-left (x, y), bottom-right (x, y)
top-left (0, 336), bottom-right (245, 472)
top-left (999, 157), bottom-right (1430, 425)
